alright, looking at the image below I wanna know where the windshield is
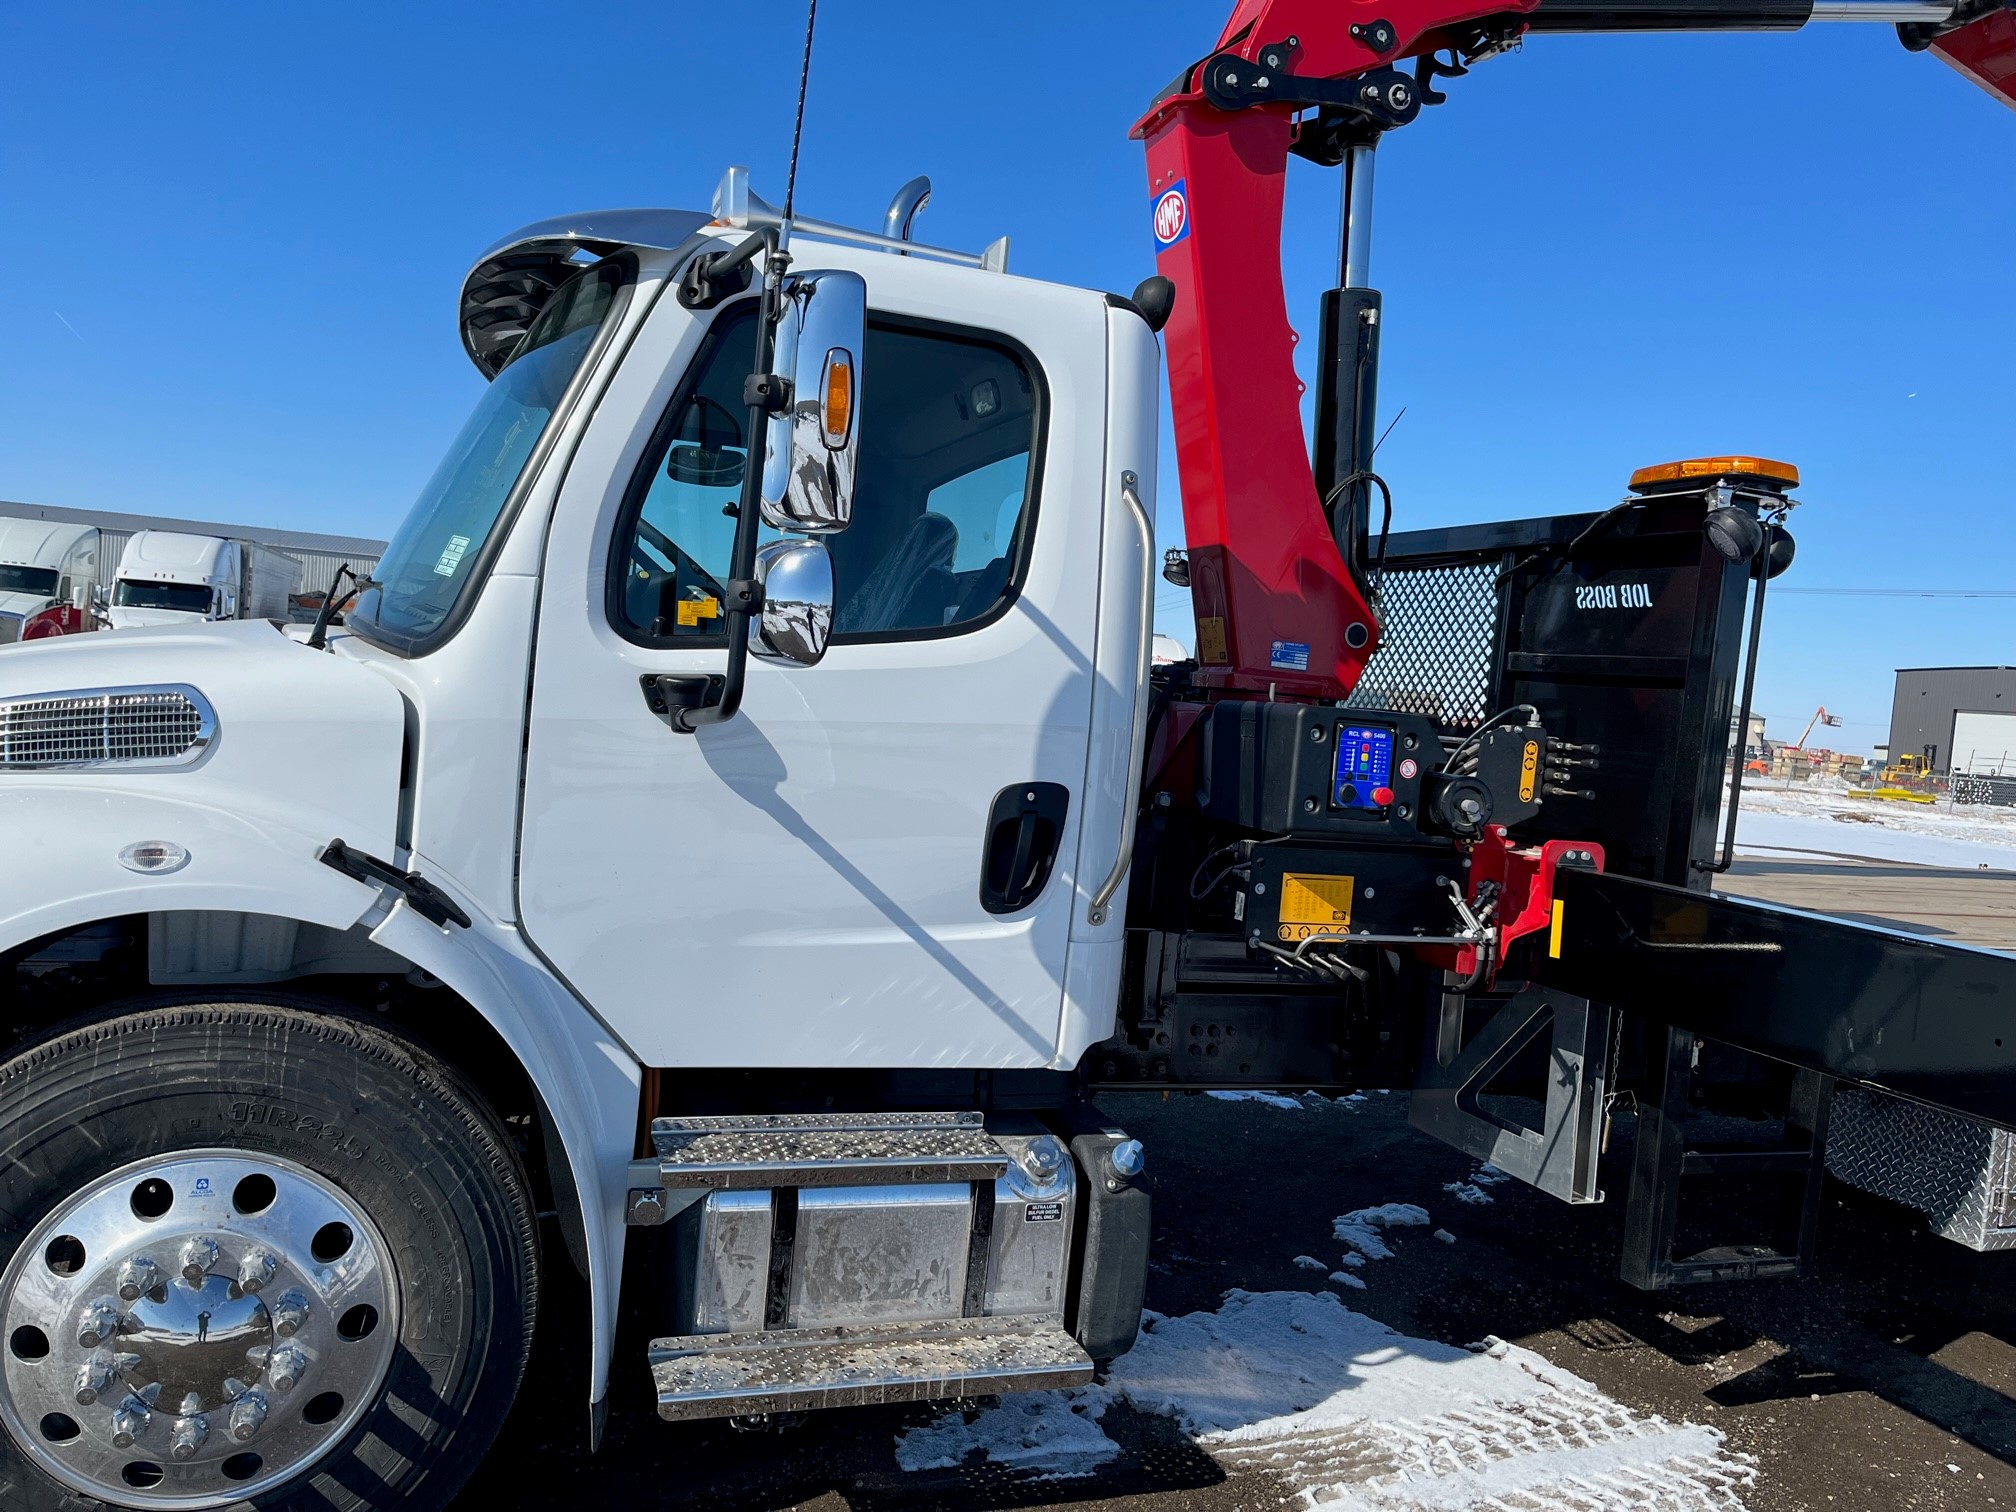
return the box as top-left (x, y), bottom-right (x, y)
top-left (349, 257), bottom-right (627, 651)
top-left (0, 565), bottom-right (58, 597)
top-left (114, 579), bottom-right (214, 613)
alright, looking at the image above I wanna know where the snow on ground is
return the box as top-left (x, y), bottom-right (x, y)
top-left (1443, 1164), bottom-right (1510, 1206)
top-left (895, 1386), bottom-right (1119, 1478)
top-left (1733, 781), bottom-right (2016, 869)
top-left (1333, 1203), bottom-right (1433, 1261)
top-left (901, 1290), bottom-right (1753, 1510)
top-left (1207, 1089), bottom-right (1306, 1109)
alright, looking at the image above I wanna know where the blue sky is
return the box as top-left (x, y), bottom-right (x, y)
top-left (4, 2), bottom-right (2010, 749)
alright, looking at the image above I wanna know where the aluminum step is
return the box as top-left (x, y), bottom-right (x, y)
top-left (650, 1316), bottom-right (1094, 1420)
top-left (647, 1110), bottom-right (1010, 1190)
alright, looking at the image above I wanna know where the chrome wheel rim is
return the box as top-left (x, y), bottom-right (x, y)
top-left (0, 1150), bottom-right (399, 1508)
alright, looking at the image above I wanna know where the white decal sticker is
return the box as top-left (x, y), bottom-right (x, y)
top-left (1573, 582), bottom-right (1653, 610)
top-left (433, 534), bottom-right (473, 578)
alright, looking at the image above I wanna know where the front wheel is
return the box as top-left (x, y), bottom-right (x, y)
top-left (0, 1003), bottom-right (538, 1510)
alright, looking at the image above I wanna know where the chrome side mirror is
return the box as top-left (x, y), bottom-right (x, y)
top-left (748, 538), bottom-right (834, 667)
top-left (760, 270), bottom-right (864, 535)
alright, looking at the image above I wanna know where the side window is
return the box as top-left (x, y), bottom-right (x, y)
top-left (613, 309), bottom-right (1040, 644)
top-left (613, 305), bottom-right (764, 639)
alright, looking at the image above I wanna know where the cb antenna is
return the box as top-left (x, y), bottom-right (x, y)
top-left (781, 0), bottom-right (819, 234)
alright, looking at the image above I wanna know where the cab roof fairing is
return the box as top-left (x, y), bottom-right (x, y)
top-left (457, 208), bottom-right (715, 379)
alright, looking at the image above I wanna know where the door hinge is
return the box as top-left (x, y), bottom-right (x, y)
top-left (319, 839), bottom-right (471, 929)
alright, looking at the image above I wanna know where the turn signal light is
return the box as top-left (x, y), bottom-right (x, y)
top-left (1628, 455), bottom-right (1800, 489)
top-left (820, 349), bottom-right (854, 449)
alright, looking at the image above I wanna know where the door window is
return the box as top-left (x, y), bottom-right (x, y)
top-left (612, 307), bottom-right (1041, 644)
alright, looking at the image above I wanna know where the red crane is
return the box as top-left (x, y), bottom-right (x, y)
top-left (1136, 0), bottom-right (2014, 702)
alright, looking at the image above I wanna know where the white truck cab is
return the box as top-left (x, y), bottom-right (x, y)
top-left (109, 531), bottom-right (305, 628)
top-left (0, 175), bottom-right (1158, 1509)
top-left (0, 518), bottom-right (100, 642)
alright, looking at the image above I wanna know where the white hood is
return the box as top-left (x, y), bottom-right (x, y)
top-left (0, 619), bottom-right (408, 862)
top-left (0, 590), bottom-right (53, 618)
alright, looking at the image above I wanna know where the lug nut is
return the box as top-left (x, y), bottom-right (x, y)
top-left (74, 1350), bottom-right (116, 1407)
top-left (77, 1298), bottom-right (122, 1350)
top-left (112, 1396), bottom-right (151, 1448)
top-left (116, 1256), bottom-right (163, 1303)
top-left (178, 1236), bottom-right (219, 1283)
top-left (266, 1343), bottom-right (306, 1392)
top-left (168, 1413), bottom-right (209, 1461)
top-left (227, 1390), bottom-right (267, 1442)
top-left (1107, 1138), bottom-right (1146, 1180)
top-left (270, 1290), bottom-right (310, 1338)
top-left (236, 1248), bottom-right (278, 1295)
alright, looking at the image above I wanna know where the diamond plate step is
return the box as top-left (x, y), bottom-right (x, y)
top-left (650, 1316), bottom-right (1094, 1420)
top-left (647, 1111), bottom-right (1009, 1190)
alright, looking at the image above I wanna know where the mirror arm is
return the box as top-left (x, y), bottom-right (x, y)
top-left (673, 229), bottom-right (787, 734)
top-left (678, 230), bottom-right (767, 311)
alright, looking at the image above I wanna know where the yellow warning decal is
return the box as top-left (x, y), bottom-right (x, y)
top-left (676, 595), bottom-right (722, 628)
top-left (1197, 616), bottom-right (1230, 664)
top-left (1548, 898), bottom-right (1565, 958)
top-left (1519, 739), bottom-right (1540, 804)
top-left (1277, 872), bottom-right (1355, 942)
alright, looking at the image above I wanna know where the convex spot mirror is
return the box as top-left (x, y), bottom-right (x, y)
top-left (749, 538), bottom-right (834, 667)
top-left (760, 270), bottom-right (864, 535)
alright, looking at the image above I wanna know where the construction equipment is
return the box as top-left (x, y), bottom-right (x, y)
top-left (1850, 748), bottom-right (1943, 801)
top-left (0, 0), bottom-right (2011, 1503)
top-left (1791, 705), bottom-right (1845, 751)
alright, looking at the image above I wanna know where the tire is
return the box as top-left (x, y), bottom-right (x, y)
top-left (0, 1001), bottom-right (539, 1511)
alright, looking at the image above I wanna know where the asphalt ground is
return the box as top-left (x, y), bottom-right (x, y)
top-left (1721, 853), bottom-right (2016, 952)
top-left (461, 856), bottom-right (2016, 1512)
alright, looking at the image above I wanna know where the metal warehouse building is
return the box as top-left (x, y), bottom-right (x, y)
top-left (0, 500), bottom-right (384, 599)
top-left (1889, 666), bottom-right (2016, 776)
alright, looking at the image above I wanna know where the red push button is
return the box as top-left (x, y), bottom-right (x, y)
top-left (1372, 785), bottom-right (1395, 807)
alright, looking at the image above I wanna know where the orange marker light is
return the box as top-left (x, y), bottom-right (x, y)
top-left (1628, 455), bottom-right (1799, 489)
top-left (821, 350), bottom-right (854, 449)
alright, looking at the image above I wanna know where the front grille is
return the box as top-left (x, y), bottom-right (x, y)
top-left (0, 685), bottom-right (215, 769)
top-left (0, 615), bottom-right (20, 647)
top-left (1345, 561), bottom-right (1500, 733)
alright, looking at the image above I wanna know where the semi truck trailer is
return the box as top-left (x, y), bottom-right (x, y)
top-left (107, 533), bottom-right (306, 630)
top-left (0, 519), bottom-right (100, 644)
top-left (0, 0), bottom-right (2011, 1506)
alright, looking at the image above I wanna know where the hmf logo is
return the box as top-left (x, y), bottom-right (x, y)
top-left (1152, 182), bottom-right (1190, 250)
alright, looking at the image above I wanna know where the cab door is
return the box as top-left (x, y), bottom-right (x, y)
top-left (517, 255), bottom-right (1114, 1070)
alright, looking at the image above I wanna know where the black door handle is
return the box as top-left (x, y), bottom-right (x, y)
top-left (980, 782), bottom-right (1070, 915)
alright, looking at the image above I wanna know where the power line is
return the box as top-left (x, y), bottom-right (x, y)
top-left (1775, 587), bottom-right (2016, 599)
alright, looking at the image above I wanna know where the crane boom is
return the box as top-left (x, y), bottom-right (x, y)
top-left (1137, 0), bottom-right (2014, 701)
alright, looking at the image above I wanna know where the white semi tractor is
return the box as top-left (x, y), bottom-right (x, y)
top-left (0, 518), bottom-right (101, 643)
top-left (107, 532), bottom-right (305, 630)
